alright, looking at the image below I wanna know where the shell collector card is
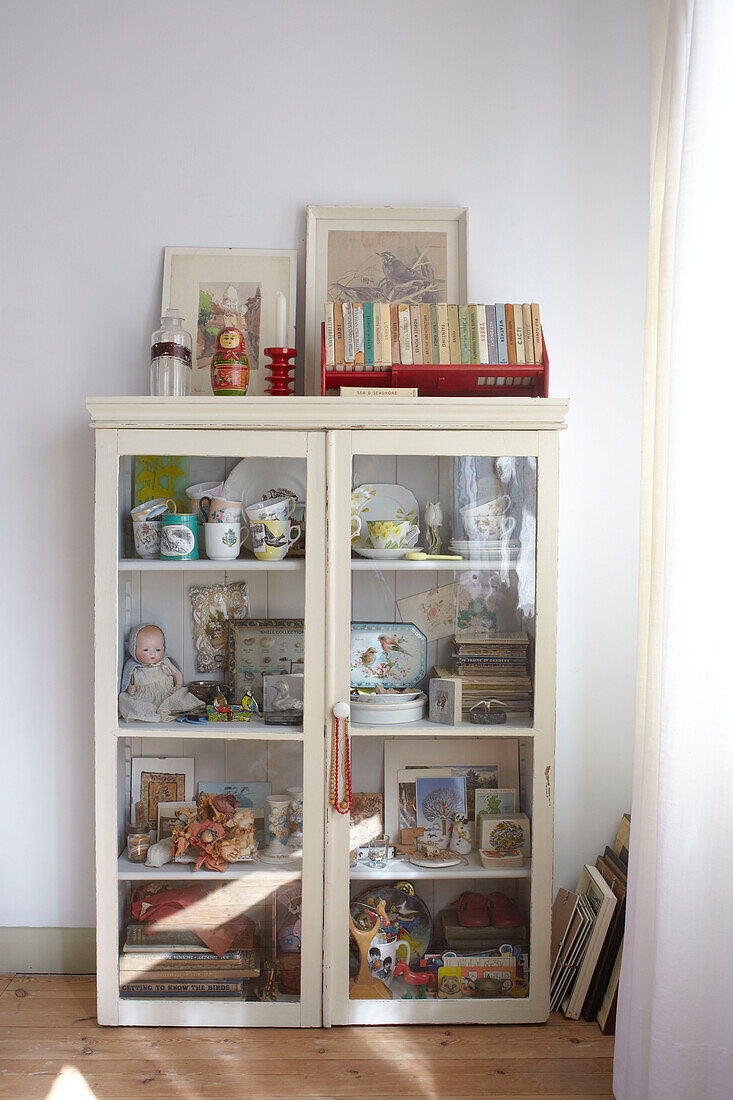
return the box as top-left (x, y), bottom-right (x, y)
top-left (350, 622), bottom-right (427, 689)
top-left (226, 618), bottom-right (304, 706)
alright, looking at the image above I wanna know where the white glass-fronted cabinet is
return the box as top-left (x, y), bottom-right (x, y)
top-left (89, 397), bottom-right (566, 1028)
top-left (92, 422), bottom-right (326, 1027)
top-left (324, 425), bottom-right (560, 1025)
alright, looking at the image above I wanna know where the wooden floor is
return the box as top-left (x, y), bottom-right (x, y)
top-left (0, 975), bottom-right (615, 1099)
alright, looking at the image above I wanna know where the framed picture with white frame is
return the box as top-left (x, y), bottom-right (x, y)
top-left (384, 738), bottom-right (519, 838)
top-left (304, 206), bottom-right (468, 393)
top-left (162, 247), bottom-right (297, 396)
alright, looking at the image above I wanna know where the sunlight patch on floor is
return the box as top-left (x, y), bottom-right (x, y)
top-left (44, 1065), bottom-right (96, 1099)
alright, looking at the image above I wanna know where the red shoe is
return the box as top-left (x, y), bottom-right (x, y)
top-left (453, 891), bottom-right (491, 928)
top-left (487, 891), bottom-right (522, 928)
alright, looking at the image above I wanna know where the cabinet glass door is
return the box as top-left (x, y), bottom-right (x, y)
top-left (324, 429), bottom-right (558, 1025)
top-left (94, 428), bottom-right (325, 1026)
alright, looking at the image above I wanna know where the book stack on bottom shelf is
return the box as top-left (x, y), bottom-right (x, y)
top-left (436, 631), bottom-right (533, 722)
top-left (119, 881), bottom-right (263, 1000)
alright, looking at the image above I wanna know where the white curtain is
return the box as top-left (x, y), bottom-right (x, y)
top-left (614, 2), bottom-right (733, 1097)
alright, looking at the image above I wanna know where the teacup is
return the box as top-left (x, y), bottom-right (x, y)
top-left (367, 519), bottom-right (419, 550)
top-left (204, 521), bottom-right (242, 560)
top-left (251, 519), bottom-right (301, 561)
top-left (244, 492), bottom-right (296, 526)
top-left (186, 481), bottom-right (224, 521)
top-left (351, 514), bottom-right (362, 543)
top-left (133, 518), bottom-right (161, 558)
top-left (461, 494), bottom-right (511, 522)
top-left (201, 495), bottom-right (242, 523)
top-left (464, 514), bottom-right (516, 540)
top-left (131, 497), bottom-right (175, 522)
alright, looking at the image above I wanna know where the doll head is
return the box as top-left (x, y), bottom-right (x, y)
top-left (134, 624), bottom-right (166, 666)
top-left (217, 327), bottom-right (245, 351)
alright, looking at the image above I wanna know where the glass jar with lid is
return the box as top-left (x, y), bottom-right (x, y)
top-left (150, 309), bottom-right (193, 396)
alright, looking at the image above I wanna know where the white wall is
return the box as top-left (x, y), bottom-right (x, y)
top-left (0, 0), bottom-right (647, 927)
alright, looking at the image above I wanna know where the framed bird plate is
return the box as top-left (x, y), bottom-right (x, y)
top-left (350, 621), bottom-right (427, 690)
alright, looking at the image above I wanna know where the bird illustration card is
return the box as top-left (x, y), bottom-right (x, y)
top-left (397, 584), bottom-right (458, 642)
top-left (349, 622), bottom-right (427, 689)
top-left (415, 775), bottom-right (467, 834)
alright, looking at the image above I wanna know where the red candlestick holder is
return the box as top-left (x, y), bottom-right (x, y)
top-left (264, 347), bottom-right (297, 396)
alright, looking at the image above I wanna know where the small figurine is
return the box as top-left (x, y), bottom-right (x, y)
top-left (349, 899), bottom-right (392, 1000)
top-left (449, 813), bottom-right (472, 855)
top-left (469, 699), bottom-right (508, 725)
top-left (425, 501), bottom-right (443, 556)
top-left (211, 326), bottom-right (249, 396)
top-left (119, 624), bottom-right (203, 723)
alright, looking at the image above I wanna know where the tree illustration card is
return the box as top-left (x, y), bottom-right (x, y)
top-left (415, 775), bottom-right (467, 833)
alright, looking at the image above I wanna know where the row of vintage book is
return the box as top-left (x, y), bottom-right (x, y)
top-left (119, 881), bottom-right (263, 999)
top-left (324, 301), bottom-right (543, 373)
top-left (551, 813), bottom-right (630, 1032)
top-left (436, 631), bottom-right (533, 721)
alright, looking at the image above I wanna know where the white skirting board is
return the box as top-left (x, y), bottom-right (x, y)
top-left (0, 927), bottom-right (96, 973)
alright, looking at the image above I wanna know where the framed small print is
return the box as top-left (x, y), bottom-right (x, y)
top-left (156, 801), bottom-right (197, 841)
top-left (131, 757), bottom-right (194, 827)
top-left (305, 206), bottom-right (468, 393)
top-left (429, 676), bottom-right (462, 725)
top-left (162, 247), bottom-right (297, 396)
top-left (262, 672), bottom-right (304, 726)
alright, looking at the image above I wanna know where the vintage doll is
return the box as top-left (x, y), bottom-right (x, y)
top-left (118, 623), bottom-right (202, 722)
top-left (210, 326), bottom-right (249, 396)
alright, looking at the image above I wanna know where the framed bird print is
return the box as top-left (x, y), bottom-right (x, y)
top-left (304, 206), bottom-right (468, 393)
top-left (350, 621), bottom-right (427, 689)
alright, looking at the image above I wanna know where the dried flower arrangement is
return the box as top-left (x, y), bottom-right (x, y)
top-left (171, 793), bottom-right (256, 872)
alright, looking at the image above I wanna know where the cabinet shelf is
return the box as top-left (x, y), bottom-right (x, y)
top-left (117, 719), bottom-right (303, 740)
top-left (118, 557), bottom-right (304, 572)
top-left (350, 717), bottom-right (533, 737)
top-left (117, 852), bottom-right (302, 882)
top-left (351, 558), bottom-right (518, 571)
top-left (350, 853), bottom-right (531, 880)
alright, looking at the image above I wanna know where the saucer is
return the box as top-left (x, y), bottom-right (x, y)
top-left (409, 854), bottom-right (463, 869)
top-left (353, 545), bottom-right (424, 559)
top-left (253, 851), bottom-right (302, 867)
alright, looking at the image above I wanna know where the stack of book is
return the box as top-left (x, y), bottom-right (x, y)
top-left (119, 924), bottom-right (260, 999)
top-left (435, 631), bottom-right (533, 721)
top-left (550, 814), bottom-right (629, 1031)
top-left (324, 301), bottom-right (543, 377)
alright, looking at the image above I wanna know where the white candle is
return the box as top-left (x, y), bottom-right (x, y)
top-left (275, 292), bottom-right (287, 348)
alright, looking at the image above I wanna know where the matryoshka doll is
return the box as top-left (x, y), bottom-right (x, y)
top-left (211, 326), bottom-right (249, 396)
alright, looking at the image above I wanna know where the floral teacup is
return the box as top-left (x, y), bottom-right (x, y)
top-left (367, 519), bottom-right (419, 549)
top-left (465, 514), bottom-right (516, 540)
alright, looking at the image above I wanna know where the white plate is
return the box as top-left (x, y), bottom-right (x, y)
top-left (409, 854), bottom-right (463, 869)
top-left (223, 458), bottom-right (307, 513)
top-left (352, 545), bottom-right (424, 560)
top-left (223, 458), bottom-right (307, 549)
top-left (350, 696), bottom-right (427, 724)
top-left (352, 484), bottom-right (419, 549)
top-left (450, 539), bottom-right (520, 549)
top-left (351, 690), bottom-right (423, 705)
